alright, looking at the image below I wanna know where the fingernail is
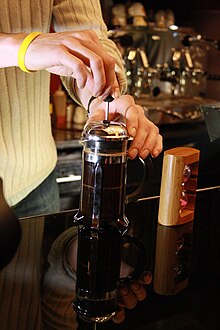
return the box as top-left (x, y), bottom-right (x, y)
top-left (113, 87), bottom-right (121, 98)
top-left (129, 148), bottom-right (138, 159)
top-left (130, 127), bottom-right (136, 138)
top-left (151, 150), bottom-right (159, 158)
top-left (131, 281), bottom-right (140, 290)
top-left (120, 285), bottom-right (129, 296)
top-left (112, 308), bottom-right (125, 324)
top-left (116, 308), bottom-right (124, 317)
top-left (142, 271), bottom-right (152, 284)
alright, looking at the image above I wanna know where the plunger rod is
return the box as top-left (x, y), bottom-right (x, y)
top-left (105, 101), bottom-right (110, 121)
top-left (104, 95), bottom-right (114, 121)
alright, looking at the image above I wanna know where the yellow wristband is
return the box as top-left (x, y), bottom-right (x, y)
top-left (18, 32), bottom-right (42, 73)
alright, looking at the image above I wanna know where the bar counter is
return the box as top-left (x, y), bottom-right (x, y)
top-left (0, 186), bottom-right (219, 330)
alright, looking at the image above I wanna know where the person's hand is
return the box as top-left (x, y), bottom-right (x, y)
top-left (112, 261), bottom-right (152, 324)
top-left (22, 30), bottom-right (120, 99)
top-left (88, 94), bottom-right (163, 159)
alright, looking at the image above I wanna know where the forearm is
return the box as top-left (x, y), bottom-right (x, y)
top-left (0, 33), bottom-right (26, 68)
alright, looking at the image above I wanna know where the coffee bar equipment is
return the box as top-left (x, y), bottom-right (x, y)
top-left (110, 26), bottom-right (207, 99)
top-left (108, 24), bottom-right (220, 126)
top-left (72, 97), bottom-right (150, 325)
top-left (182, 34), bottom-right (220, 51)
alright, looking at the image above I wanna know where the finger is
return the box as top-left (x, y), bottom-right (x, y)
top-left (139, 271), bottom-right (153, 285)
top-left (67, 38), bottom-right (117, 97)
top-left (87, 104), bottom-right (105, 121)
top-left (137, 131), bottom-right (157, 160)
top-left (67, 45), bottom-right (106, 96)
top-left (130, 281), bottom-right (147, 301)
top-left (78, 35), bottom-right (119, 97)
top-left (119, 284), bottom-right (137, 309)
top-left (124, 105), bottom-right (139, 139)
top-left (44, 46), bottom-right (91, 88)
top-left (113, 95), bottom-right (138, 134)
top-left (112, 308), bottom-right (125, 324)
top-left (62, 55), bottom-right (93, 90)
top-left (112, 97), bottom-right (146, 159)
top-left (100, 74), bottom-right (121, 101)
top-left (119, 260), bottom-right (135, 278)
top-left (128, 113), bottom-right (149, 159)
top-left (138, 123), bottom-right (162, 159)
top-left (128, 110), bottom-right (162, 159)
top-left (150, 133), bottom-right (163, 158)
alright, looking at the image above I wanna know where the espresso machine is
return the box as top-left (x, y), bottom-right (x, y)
top-left (72, 97), bottom-right (148, 326)
top-left (109, 26), bottom-right (207, 99)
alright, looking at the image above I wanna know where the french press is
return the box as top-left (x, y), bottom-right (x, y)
top-left (73, 97), bottom-right (150, 324)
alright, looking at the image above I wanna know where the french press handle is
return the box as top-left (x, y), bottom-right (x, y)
top-left (125, 156), bottom-right (153, 204)
top-left (120, 234), bottom-right (147, 282)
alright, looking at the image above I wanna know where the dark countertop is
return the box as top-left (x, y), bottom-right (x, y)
top-left (0, 187), bottom-right (219, 330)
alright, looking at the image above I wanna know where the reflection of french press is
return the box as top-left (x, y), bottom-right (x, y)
top-left (73, 96), bottom-right (150, 325)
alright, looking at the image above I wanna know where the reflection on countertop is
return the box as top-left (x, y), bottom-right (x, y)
top-left (0, 187), bottom-right (220, 330)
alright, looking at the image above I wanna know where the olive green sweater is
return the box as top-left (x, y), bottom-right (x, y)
top-left (0, 0), bottom-right (126, 206)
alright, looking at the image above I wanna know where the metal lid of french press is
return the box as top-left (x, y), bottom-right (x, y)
top-left (81, 120), bottom-right (128, 142)
top-left (81, 96), bottom-right (129, 142)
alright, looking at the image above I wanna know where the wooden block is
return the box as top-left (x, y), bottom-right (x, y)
top-left (158, 147), bottom-right (200, 226)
